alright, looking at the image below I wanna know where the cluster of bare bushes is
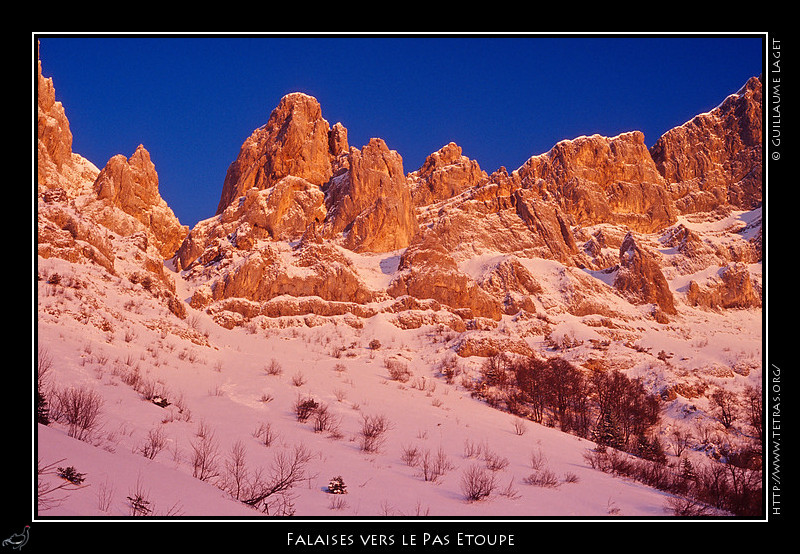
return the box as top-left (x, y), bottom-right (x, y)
top-left (585, 443), bottom-right (762, 516)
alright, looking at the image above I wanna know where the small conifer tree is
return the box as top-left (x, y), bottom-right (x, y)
top-left (592, 411), bottom-right (625, 450)
top-left (328, 476), bottom-right (347, 494)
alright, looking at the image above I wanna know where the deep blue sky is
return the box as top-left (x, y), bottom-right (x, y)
top-left (36, 34), bottom-right (764, 228)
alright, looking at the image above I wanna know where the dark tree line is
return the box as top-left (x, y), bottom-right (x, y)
top-left (476, 354), bottom-right (661, 457)
top-left (474, 353), bottom-right (763, 516)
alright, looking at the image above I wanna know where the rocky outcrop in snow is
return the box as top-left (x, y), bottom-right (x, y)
top-left (408, 142), bottom-right (487, 206)
top-left (613, 232), bottom-right (676, 317)
top-left (516, 131), bottom-right (677, 233)
top-left (92, 145), bottom-right (189, 258)
top-left (387, 229), bottom-right (503, 321)
top-left (322, 137), bottom-right (418, 252)
top-left (686, 262), bottom-right (761, 310)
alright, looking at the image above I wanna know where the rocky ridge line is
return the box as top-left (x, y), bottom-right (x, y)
top-left (36, 42), bottom-right (763, 345)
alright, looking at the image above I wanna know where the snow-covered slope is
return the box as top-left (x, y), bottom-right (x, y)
top-left (36, 247), bottom-right (690, 519)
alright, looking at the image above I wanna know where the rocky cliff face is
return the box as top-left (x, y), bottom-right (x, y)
top-left (516, 131), bottom-right (677, 233)
top-left (650, 76), bottom-right (763, 214)
top-left (37, 41), bottom-right (763, 351)
top-left (408, 142), bottom-right (487, 206)
top-left (216, 92), bottom-right (340, 214)
top-left (36, 44), bottom-right (189, 318)
top-left (92, 145), bottom-right (189, 258)
top-left (37, 43), bottom-right (98, 198)
top-left (322, 137), bottom-right (418, 252)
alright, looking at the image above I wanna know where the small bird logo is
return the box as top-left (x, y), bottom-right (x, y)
top-left (2, 526), bottom-right (29, 551)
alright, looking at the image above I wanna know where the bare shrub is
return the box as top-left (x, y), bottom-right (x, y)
top-left (461, 464), bottom-right (497, 501)
top-left (359, 413), bottom-right (392, 453)
top-left (328, 494), bottom-right (349, 511)
top-left (264, 359), bottom-right (283, 376)
top-left (312, 403), bottom-right (340, 435)
top-left (564, 472), bottom-right (580, 484)
top-left (260, 392), bottom-right (274, 403)
top-left (291, 371), bottom-right (307, 387)
top-left (463, 439), bottom-right (485, 459)
top-left (97, 477), bottom-right (114, 512)
top-left (127, 476), bottom-right (153, 516)
top-left (37, 348), bottom-right (54, 425)
top-left (498, 476), bottom-right (521, 499)
top-left (136, 376), bottom-right (169, 403)
top-left (138, 426), bottom-right (168, 460)
top-left (523, 469), bottom-right (560, 488)
top-left (254, 422), bottom-right (277, 447)
top-left (294, 395), bottom-right (319, 422)
top-left (530, 448), bottom-right (548, 471)
top-left (401, 443), bottom-right (421, 467)
top-left (385, 359), bottom-right (411, 383)
top-left (172, 393), bottom-right (192, 422)
top-left (419, 446), bottom-right (454, 482)
top-left (664, 495), bottom-right (714, 516)
top-left (437, 353), bottom-right (460, 384)
top-left (195, 419), bottom-right (212, 439)
top-left (484, 449), bottom-right (510, 472)
top-left (52, 385), bottom-right (104, 441)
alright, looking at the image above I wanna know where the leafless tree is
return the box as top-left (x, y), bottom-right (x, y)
top-left (710, 388), bottom-right (739, 429)
top-left (223, 440), bottom-right (249, 501)
top-left (51, 385), bottom-right (104, 441)
top-left (189, 429), bottom-right (221, 482)
top-left (743, 385), bottom-right (763, 443)
top-left (241, 444), bottom-right (313, 515)
top-left (670, 428), bottom-right (693, 457)
top-left (37, 348), bottom-right (54, 387)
